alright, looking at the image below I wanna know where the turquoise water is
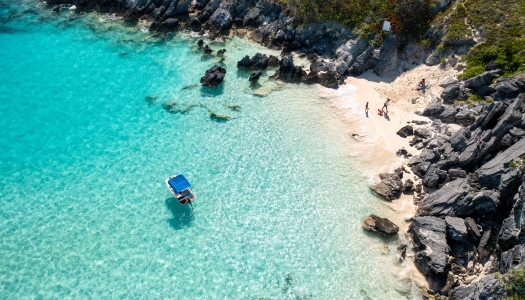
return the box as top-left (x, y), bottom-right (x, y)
top-left (0, 2), bottom-right (413, 299)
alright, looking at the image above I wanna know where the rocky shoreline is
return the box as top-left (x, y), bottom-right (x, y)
top-left (368, 72), bottom-right (525, 299)
top-left (45, 0), bottom-right (451, 90)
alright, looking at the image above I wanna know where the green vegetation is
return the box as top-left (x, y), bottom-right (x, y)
top-left (509, 161), bottom-right (518, 168)
top-left (442, 3), bottom-right (470, 43)
top-left (503, 265), bottom-right (525, 299)
top-left (447, 0), bottom-right (525, 79)
top-left (287, 0), bottom-right (433, 38)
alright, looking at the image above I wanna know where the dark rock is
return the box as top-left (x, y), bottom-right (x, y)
top-left (208, 8), bottom-right (232, 33)
top-left (494, 81), bottom-right (520, 95)
top-left (499, 180), bottom-right (525, 250)
top-left (397, 125), bottom-right (414, 138)
top-left (445, 216), bottom-right (468, 242)
top-left (414, 127), bottom-right (433, 139)
top-left (423, 165), bottom-right (440, 187)
top-left (409, 216), bottom-right (449, 276)
top-left (362, 214), bottom-right (399, 237)
top-left (403, 179), bottom-right (414, 192)
top-left (271, 55), bottom-right (305, 83)
top-left (197, 39), bottom-right (204, 47)
top-left (439, 76), bottom-right (458, 88)
top-left (477, 138), bottom-right (525, 188)
top-left (203, 45), bottom-right (213, 55)
top-left (318, 71), bottom-right (339, 89)
top-left (450, 128), bottom-right (469, 152)
top-left (149, 18), bottom-right (179, 32)
top-left (465, 217), bottom-right (481, 244)
top-left (370, 173), bottom-right (403, 201)
top-left (397, 244), bottom-right (407, 261)
top-left (217, 49), bottom-right (226, 56)
top-left (237, 53), bottom-right (269, 70)
top-left (473, 190), bottom-right (500, 215)
top-left (348, 45), bottom-right (374, 75)
top-left (500, 245), bottom-right (525, 274)
top-left (200, 65), bottom-right (226, 87)
top-left (464, 71), bottom-right (495, 89)
top-left (423, 102), bottom-right (445, 117)
top-left (417, 178), bottom-right (474, 217)
top-left (189, 16), bottom-right (201, 31)
top-left (396, 148), bottom-right (411, 159)
top-left (448, 168), bottom-right (467, 181)
top-left (268, 55), bottom-right (279, 67)
top-left (449, 273), bottom-right (505, 300)
top-left (441, 84), bottom-right (460, 101)
top-left (249, 70), bottom-right (262, 82)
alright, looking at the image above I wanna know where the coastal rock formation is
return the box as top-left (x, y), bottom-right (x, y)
top-left (200, 65), bottom-right (226, 86)
top-left (271, 55), bottom-right (305, 84)
top-left (409, 216), bottom-right (449, 276)
top-left (370, 172), bottom-right (403, 201)
top-left (362, 214), bottom-right (399, 237)
top-left (237, 53), bottom-right (271, 70)
top-left (249, 70), bottom-right (262, 82)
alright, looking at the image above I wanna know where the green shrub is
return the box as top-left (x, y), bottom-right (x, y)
top-left (509, 161), bottom-right (518, 168)
top-left (469, 94), bottom-right (485, 102)
top-left (504, 265), bottom-right (525, 298)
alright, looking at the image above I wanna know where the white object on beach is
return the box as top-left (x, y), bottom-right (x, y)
top-left (69, 5), bottom-right (76, 10)
top-left (382, 21), bottom-right (391, 31)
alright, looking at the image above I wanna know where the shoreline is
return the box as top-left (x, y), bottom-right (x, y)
top-left (317, 63), bottom-right (460, 293)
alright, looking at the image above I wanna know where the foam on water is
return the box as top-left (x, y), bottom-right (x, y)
top-left (0, 2), bottom-right (418, 299)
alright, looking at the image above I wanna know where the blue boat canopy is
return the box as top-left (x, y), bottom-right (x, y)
top-left (168, 174), bottom-right (191, 193)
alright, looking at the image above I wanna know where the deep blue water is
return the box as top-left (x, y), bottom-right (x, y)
top-left (0, 2), bottom-right (413, 299)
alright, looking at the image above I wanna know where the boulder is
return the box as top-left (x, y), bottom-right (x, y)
top-left (237, 53), bottom-right (270, 70)
top-left (200, 65), bottom-right (226, 87)
top-left (403, 179), bottom-right (414, 192)
top-left (248, 70), bottom-right (262, 82)
top-left (271, 55), bottom-right (305, 83)
top-left (362, 214), bottom-right (399, 237)
top-left (499, 245), bottom-right (525, 274)
top-left (465, 217), bottom-right (481, 244)
top-left (414, 127), bottom-right (433, 139)
top-left (417, 178), bottom-right (474, 217)
top-left (268, 55), bottom-right (279, 67)
top-left (318, 71), bottom-right (339, 89)
top-left (397, 125), bottom-right (414, 138)
top-left (409, 216), bottom-right (449, 276)
top-left (208, 8), bottom-right (232, 33)
top-left (445, 216), bottom-right (468, 242)
top-left (423, 102), bottom-right (445, 117)
top-left (477, 138), bottom-right (525, 188)
top-left (472, 190), bottom-right (500, 215)
top-left (448, 168), bottom-right (467, 181)
top-left (439, 76), bottom-right (458, 87)
top-left (464, 71), bottom-right (495, 89)
top-left (494, 81), bottom-right (520, 95)
top-left (370, 172), bottom-right (403, 201)
top-left (441, 84), bottom-right (460, 101)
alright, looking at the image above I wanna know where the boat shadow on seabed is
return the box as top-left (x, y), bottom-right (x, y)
top-left (165, 197), bottom-right (195, 230)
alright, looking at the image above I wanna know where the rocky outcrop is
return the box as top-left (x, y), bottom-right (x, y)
top-left (249, 70), bottom-right (262, 82)
top-left (200, 65), bottom-right (226, 86)
top-left (417, 178), bottom-right (474, 217)
top-left (237, 53), bottom-right (272, 70)
top-left (397, 125), bottom-right (414, 138)
top-left (362, 214), bottom-right (399, 237)
top-left (370, 172), bottom-right (403, 201)
top-left (271, 55), bottom-right (305, 84)
top-left (409, 216), bottom-right (449, 276)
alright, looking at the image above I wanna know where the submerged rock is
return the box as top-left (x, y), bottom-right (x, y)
top-left (362, 214), bottom-right (399, 237)
top-left (200, 65), bottom-right (226, 87)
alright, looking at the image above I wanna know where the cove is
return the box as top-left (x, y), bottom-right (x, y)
top-left (0, 2), bottom-right (414, 299)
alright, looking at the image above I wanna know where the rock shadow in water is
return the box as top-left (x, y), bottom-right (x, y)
top-left (165, 197), bottom-right (194, 230)
top-left (200, 84), bottom-right (225, 97)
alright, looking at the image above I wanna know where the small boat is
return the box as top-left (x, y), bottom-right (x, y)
top-left (165, 174), bottom-right (196, 206)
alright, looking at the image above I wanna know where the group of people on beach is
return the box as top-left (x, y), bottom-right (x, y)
top-left (364, 99), bottom-right (390, 116)
top-left (364, 78), bottom-right (426, 117)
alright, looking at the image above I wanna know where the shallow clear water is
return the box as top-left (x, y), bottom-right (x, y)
top-left (0, 2), bottom-right (413, 299)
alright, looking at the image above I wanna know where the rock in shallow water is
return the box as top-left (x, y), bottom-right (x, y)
top-left (362, 214), bottom-right (399, 237)
top-left (200, 65), bottom-right (226, 87)
top-left (370, 172), bottom-right (403, 201)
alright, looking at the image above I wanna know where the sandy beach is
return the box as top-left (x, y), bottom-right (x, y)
top-left (318, 63), bottom-right (460, 289)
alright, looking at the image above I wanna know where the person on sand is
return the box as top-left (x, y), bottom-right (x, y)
top-left (416, 79), bottom-right (426, 90)
top-left (377, 108), bottom-right (383, 116)
top-left (382, 99), bottom-right (390, 113)
top-left (365, 102), bottom-right (369, 114)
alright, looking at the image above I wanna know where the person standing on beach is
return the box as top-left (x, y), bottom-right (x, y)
top-left (365, 102), bottom-right (369, 114)
top-left (382, 98), bottom-right (390, 113)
